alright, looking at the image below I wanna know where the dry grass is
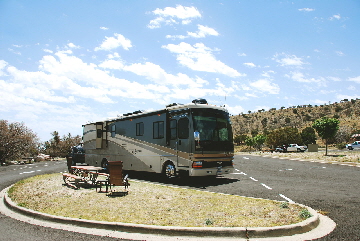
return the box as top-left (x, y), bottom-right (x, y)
top-left (8, 173), bottom-right (306, 228)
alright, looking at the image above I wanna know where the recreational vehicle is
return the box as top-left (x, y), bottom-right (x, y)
top-left (82, 99), bottom-right (234, 178)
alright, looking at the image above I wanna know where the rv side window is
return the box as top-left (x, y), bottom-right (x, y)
top-left (111, 125), bottom-right (116, 137)
top-left (170, 119), bottom-right (177, 140)
top-left (178, 118), bottom-right (189, 139)
top-left (153, 121), bottom-right (164, 139)
top-left (136, 122), bottom-right (144, 136)
top-left (97, 129), bottom-right (102, 138)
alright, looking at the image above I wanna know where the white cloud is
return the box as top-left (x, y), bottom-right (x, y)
top-left (99, 59), bottom-right (124, 69)
top-left (287, 71), bottom-right (326, 86)
top-left (243, 62), bottom-right (256, 68)
top-left (122, 62), bottom-right (209, 88)
top-left (336, 94), bottom-right (359, 101)
top-left (107, 52), bottom-right (120, 59)
top-left (166, 34), bottom-right (187, 40)
top-left (0, 60), bottom-right (8, 76)
top-left (273, 53), bottom-right (305, 67)
top-left (100, 27), bottom-right (109, 30)
top-left (335, 51), bottom-right (345, 56)
top-left (299, 8), bottom-right (315, 12)
top-left (167, 25), bottom-right (219, 39)
top-left (328, 76), bottom-right (341, 82)
top-left (227, 105), bottom-right (244, 115)
top-left (329, 14), bottom-right (341, 20)
top-left (8, 48), bottom-right (21, 55)
top-left (245, 92), bottom-right (258, 98)
top-left (238, 53), bottom-right (247, 57)
top-left (348, 76), bottom-right (360, 83)
top-left (94, 33), bottom-right (132, 51)
top-left (187, 25), bottom-right (219, 38)
top-left (261, 70), bottom-right (275, 78)
top-left (234, 94), bottom-right (249, 101)
top-left (249, 79), bottom-right (280, 94)
top-left (43, 49), bottom-right (53, 53)
top-left (162, 42), bottom-right (245, 77)
top-left (148, 5), bottom-right (201, 29)
top-left (67, 43), bottom-right (80, 49)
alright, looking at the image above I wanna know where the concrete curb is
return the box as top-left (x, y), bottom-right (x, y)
top-left (2, 186), bottom-right (320, 239)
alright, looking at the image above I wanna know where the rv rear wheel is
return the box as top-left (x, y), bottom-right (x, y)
top-left (163, 162), bottom-right (176, 179)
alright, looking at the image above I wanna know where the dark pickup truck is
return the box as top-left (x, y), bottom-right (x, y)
top-left (66, 145), bottom-right (85, 171)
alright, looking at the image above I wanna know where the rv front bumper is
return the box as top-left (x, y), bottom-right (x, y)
top-left (189, 166), bottom-right (234, 177)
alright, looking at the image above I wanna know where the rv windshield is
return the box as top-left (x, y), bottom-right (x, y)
top-left (192, 108), bottom-right (233, 151)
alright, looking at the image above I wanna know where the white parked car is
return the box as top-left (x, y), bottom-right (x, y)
top-left (346, 141), bottom-right (360, 150)
top-left (286, 144), bottom-right (307, 152)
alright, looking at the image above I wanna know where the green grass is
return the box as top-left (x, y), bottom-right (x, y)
top-left (9, 173), bottom-right (307, 228)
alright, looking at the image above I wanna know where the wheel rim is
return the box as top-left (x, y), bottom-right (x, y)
top-left (164, 163), bottom-right (175, 178)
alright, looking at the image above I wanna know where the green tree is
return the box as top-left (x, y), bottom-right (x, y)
top-left (253, 134), bottom-right (266, 150)
top-left (244, 136), bottom-right (256, 152)
top-left (301, 127), bottom-right (316, 145)
top-left (312, 117), bottom-right (340, 156)
top-left (266, 127), bottom-right (302, 148)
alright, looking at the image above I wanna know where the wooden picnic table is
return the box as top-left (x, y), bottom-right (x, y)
top-left (70, 166), bottom-right (105, 184)
top-left (62, 166), bottom-right (106, 188)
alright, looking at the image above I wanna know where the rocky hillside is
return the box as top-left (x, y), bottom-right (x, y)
top-left (231, 99), bottom-right (360, 138)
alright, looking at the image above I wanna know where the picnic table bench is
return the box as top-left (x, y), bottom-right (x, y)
top-left (62, 173), bottom-right (84, 189)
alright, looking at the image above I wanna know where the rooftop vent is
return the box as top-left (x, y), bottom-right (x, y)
top-left (192, 98), bottom-right (208, 104)
top-left (166, 103), bottom-right (183, 108)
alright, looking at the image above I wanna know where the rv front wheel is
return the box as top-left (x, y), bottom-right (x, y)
top-left (163, 162), bottom-right (176, 179)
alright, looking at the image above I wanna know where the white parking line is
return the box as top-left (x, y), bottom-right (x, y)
top-left (20, 171), bottom-right (35, 174)
top-left (249, 177), bottom-right (258, 181)
top-left (279, 194), bottom-right (295, 203)
top-left (231, 172), bottom-right (247, 175)
top-left (261, 183), bottom-right (272, 190)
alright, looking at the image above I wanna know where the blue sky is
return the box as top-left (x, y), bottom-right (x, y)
top-left (1, 1), bottom-right (359, 141)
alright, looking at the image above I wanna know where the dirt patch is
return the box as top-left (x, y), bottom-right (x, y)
top-left (8, 173), bottom-right (308, 228)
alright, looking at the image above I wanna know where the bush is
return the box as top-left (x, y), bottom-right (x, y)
top-left (299, 209), bottom-right (312, 219)
top-left (336, 143), bottom-right (346, 150)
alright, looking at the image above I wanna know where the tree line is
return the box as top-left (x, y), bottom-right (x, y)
top-left (0, 120), bottom-right (81, 165)
top-left (235, 117), bottom-right (341, 155)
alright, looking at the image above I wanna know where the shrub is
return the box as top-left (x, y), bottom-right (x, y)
top-left (299, 209), bottom-right (312, 219)
top-left (336, 143), bottom-right (346, 150)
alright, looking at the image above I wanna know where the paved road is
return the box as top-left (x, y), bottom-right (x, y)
top-left (1, 156), bottom-right (359, 240)
top-left (0, 161), bottom-right (122, 241)
top-left (208, 154), bottom-right (360, 241)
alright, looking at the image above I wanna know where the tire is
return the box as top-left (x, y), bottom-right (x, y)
top-left (162, 161), bottom-right (176, 179)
